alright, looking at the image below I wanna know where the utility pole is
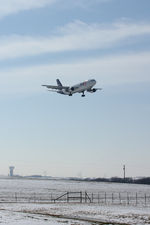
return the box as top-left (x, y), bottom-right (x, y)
top-left (123, 165), bottom-right (126, 181)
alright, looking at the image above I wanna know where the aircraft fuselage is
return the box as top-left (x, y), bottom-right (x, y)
top-left (62, 79), bottom-right (96, 95)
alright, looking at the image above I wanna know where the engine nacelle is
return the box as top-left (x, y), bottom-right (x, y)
top-left (92, 88), bottom-right (96, 92)
top-left (87, 88), bottom-right (97, 93)
top-left (71, 87), bottom-right (74, 91)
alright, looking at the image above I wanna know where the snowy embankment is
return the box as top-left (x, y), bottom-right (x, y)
top-left (0, 202), bottom-right (150, 225)
top-left (0, 178), bottom-right (150, 224)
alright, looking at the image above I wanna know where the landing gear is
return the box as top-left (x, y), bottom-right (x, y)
top-left (81, 92), bottom-right (85, 97)
top-left (69, 93), bottom-right (72, 96)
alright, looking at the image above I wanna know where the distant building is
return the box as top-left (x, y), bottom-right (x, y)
top-left (9, 166), bottom-right (15, 177)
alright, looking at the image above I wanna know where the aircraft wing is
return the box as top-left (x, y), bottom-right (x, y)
top-left (87, 87), bottom-right (102, 93)
top-left (95, 88), bottom-right (102, 90)
top-left (42, 85), bottom-right (69, 90)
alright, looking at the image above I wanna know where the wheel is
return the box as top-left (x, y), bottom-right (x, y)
top-left (69, 93), bottom-right (72, 96)
top-left (81, 94), bottom-right (85, 97)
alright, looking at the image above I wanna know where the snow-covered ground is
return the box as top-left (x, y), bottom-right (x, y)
top-left (0, 178), bottom-right (150, 224)
top-left (0, 202), bottom-right (150, 225)
top-left (0, 178), bottom-right (150, 194)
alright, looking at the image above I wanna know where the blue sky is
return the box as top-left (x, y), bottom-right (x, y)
top-left (0, 0), bottom-right (150, 177)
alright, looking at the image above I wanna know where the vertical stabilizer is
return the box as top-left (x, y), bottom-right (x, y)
top-left (56, 79), bottom-right (63, 87)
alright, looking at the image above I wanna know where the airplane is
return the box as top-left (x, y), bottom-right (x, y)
top-left (42, 79), bottom-right (102, 97)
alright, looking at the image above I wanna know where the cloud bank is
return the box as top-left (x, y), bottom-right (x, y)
top-left (0, 21), bottom-right (150, 60)
top-left (0, 51), bottom-right (150, 94)
top-left (0, 0), bottom-right (113, 18)
top-left (0, 0), bottom-right (56, 18)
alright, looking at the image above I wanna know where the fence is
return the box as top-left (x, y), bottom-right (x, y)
top-left (52, 192), bottom-right (150, 206)
top-left (0, 191), bottom-right (149, 206)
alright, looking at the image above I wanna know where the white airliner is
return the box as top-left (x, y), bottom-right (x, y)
top-left (42, 79), bottom-right (102, 97)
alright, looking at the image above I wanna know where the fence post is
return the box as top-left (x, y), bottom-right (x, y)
top-left (105, 192), bottom-right (106, 204)
top-left (112, 193), bottom-right (114, 204)
top-left (119, 193), bottom-right (121, 204)
top-left (92, 193), bottom-right (93, 203)
top-left (80, 192), bottom-right (82, 203)
top-left (67, 192), bottom-right (69, 203)
top-left (85, 192), bottom-right (87, 203)
top-left (145, 194), bottom-right (146, 206)
top-left (98, 192), bottom-right (100, 204)
top-left (136, 193), bottom-right (138, 206)
top-left (15, 193), bottom-right (17, 202)
top-left (127, 193), bottom-right (129, 205)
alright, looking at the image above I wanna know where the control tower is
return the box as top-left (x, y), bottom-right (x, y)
top-left (9, 166), bottom-right (15, 177)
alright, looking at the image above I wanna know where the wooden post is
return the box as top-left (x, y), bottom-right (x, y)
top-left (112, 193), bottom-right (114, 204)
top-left (92, 193), bottom-right (93, 203)
top-left (127, 193), bottom-right (129, 205)
top-left (145, 194), bottom-right (146, 206)
top-left (85, 192), bottom-right (87, 203)
top-left (136, 193), bottom-right (138, 206)
top-left (15, 192), bottom-right (17, 202)
top-left (105, 192), bottom-right (106, 204)
top-left (67, 192), bottom-right (69, 203)
top-left (119, 193), bottom-right (121, 204)
top-left (80, 192), bottom-right (82, 203)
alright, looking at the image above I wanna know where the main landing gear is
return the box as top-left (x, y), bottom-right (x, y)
top-left (81, 91), bottom-right (85, 97)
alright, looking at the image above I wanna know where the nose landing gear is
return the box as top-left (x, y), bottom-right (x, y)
top-left (81, 91), bottom-right (85, 97)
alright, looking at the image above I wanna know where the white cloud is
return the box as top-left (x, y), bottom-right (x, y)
top-left (0, 0), bottom-right (56, 18)
top-left (0, 0), bottom-right (112, 18)
top-left (59, 0), bottom-right (113, 9)
top-left (0, 21), bottom-right (150, 60)
top-left (0, 51), bottom-right (150, 95)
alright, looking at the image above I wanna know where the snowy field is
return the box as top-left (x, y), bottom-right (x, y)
top-left (0, 178), bottom-right (150, 225)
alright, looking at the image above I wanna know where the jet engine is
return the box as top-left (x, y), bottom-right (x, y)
top-left (88, 88), bottom-right (97, 93)
top-left (71, 87), bottom-right (75, 91)
top-left (92, 88), bottom-right (96, 92)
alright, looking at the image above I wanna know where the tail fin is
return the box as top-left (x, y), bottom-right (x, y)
top-left (56, 79), bottom-right (63, 87)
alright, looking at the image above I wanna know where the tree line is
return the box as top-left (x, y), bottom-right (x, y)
top-left (69, 177), bottom-right (150, 185)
